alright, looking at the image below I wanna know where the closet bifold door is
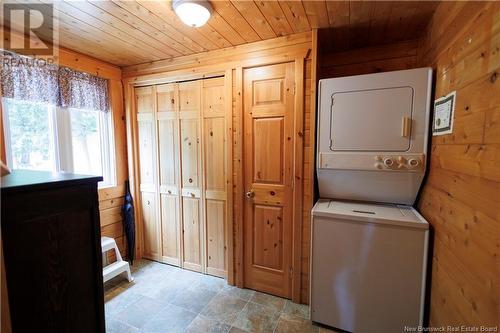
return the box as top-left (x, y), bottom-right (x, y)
top-left (179, 81), bottom-right (203, 273)
top-left (156, 83), bottom-right (181, 266)
top-left (135, 86), bottom-right (160, 261)
top-left (202, 78), bottom-right (227, 278)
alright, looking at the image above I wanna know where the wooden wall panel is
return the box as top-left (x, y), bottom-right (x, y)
top-left (416, 2), bottom-right (500, 327)
top-left (318, 39), bottom-right (419, 79)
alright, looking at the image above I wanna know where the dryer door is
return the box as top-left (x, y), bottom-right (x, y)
top-left (329, 86), bottom-right (414, 151)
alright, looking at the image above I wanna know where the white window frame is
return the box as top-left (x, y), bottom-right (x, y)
top-left (2, 99), bottom-right (116, 187)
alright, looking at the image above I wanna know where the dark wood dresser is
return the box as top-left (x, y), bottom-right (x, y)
top-left (1, 170), bottom-right (105, 333)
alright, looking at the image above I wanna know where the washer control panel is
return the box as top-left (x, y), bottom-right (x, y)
top-left (374, 155), bottom-right (423, 170)
top-left (319, 152), bottom-right (425, 172)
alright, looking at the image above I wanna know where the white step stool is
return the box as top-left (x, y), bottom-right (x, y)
top-left (101, 237), bottom-right (133, 283)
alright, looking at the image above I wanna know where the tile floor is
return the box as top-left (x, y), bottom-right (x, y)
top-left (104, 259), bottom-right (339, 333)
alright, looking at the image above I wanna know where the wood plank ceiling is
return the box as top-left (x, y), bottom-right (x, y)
top-left (4, 1), bottom-right (439, 67)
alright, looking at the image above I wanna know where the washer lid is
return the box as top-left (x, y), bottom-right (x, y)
top-left (312, 199), bottom-right (429, 229)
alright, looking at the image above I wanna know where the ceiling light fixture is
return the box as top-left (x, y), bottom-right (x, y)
top-left (172, 0), bottom-right (212, 28)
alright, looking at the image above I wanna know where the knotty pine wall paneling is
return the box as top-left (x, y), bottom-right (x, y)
top-left (416, 1), bottom-right (499, 327)
top-left (318, 38), bottom-right (419, 79)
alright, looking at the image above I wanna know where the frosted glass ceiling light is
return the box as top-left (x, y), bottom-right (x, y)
top-left (173, 0), bottom-right (212, 28)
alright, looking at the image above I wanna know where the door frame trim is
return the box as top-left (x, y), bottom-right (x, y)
top-left (236, 58), bottom-right (305, 303)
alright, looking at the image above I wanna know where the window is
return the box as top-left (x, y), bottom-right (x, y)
top-left (2, 98), bottom-right (116, 187)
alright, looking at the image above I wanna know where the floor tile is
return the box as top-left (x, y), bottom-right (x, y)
top-left (220, 285), bottom-right (255, 301)
top-left (275, 313), bottom-right (319, 333)
top-left (104, 260), bottom-right (313, 333)
top-left (105, 317), bottom-right (143, 333)
top-left (170, 286), bottom-right (217, 313)
top-left (141, 303), bottom-right (197, 333)
top-left (228, 327), bottom-right (249, 333)
top-left (232, 302), bottom-right (280, 333)
top-left (282, 300), bottom-right (310, 319)
top-left (185, 315), bottom-right (231, 333)
top-left (105, 287), bottom-right (143, 317)
top-left (147, 278), bottom-right (184, 305)
top-left (200, 292), bottom-right (247, 324)
top-left (189, 273), bottom-right (226, 292)
top-left (114, 296), bottom-right (164, 329)
top-left (249, 291), bottom-right (286, 312)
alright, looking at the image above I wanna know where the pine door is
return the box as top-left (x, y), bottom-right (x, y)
top-left (179, 81), bottom-right (203, 272)
top-left (243, 63), bottom-right (295, 298)
top-left (135, 86), bottom-right (160, 260)
top-left (156, 83), bottom-right (182, 266)
top-left (202, 77), bottom-right (228, 278)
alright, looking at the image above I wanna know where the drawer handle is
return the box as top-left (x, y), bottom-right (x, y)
top-left (190, 193), bottom-right (195, 197)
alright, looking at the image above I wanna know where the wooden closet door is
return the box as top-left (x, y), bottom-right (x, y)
top-left (135, 86), bottom-right (159, 260)
top-left (157, 83), bottom-right (181, 266)
top-left (202, 78), bottom-right (227, 278)
top-left (179, 81), bottom-right (203, 272)
top-left (243, 63), bottom-right (295, 298)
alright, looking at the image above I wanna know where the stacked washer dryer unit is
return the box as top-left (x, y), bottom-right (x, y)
top-left (311, 68), bottom-right (432, 333)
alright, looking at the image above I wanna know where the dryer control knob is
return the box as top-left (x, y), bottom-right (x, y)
top-left (408, 158), bottom-right (421, 168)
top-left (383, 157), bottom-right (395, 168)
top-left (374, 162), bottom-right (383, 169)
top-left (374, 155), bottom-right (383, 161)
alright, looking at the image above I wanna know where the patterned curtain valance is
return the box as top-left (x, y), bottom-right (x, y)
top-left (1, 51), bottom-right (110, 112)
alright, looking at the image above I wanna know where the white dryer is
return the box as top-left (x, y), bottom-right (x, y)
top-left (316, 67), bottom-right (433, 205)
top-left (311, 68), bottom-right (432, 332)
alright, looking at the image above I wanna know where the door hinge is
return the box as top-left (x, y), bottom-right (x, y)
top-left (289, 266), bottom-right (293, 279)
top-left (292, 83), bottom-right (296, 95)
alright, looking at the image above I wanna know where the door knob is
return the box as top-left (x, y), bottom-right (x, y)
top-left (245, 190), bottom-right (255, 199)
